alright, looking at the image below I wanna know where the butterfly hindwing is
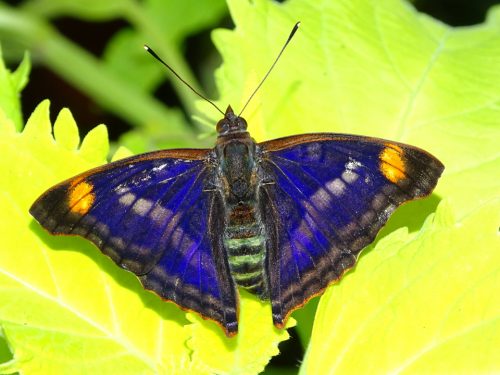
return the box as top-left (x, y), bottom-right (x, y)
top-left (258, 134), bottom-right (444, 327)
top-left (30, 150), bottom-right (239, 335)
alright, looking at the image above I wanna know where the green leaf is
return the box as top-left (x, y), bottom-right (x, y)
top-left (101, 0), bottom-right (227, 153)
top-left (103, 0), bottom-right (227, 96)
top-left (0, 46), bottom-right (30, 131)
top-left (0, 327), bottom-right (14, 369)
top-left (0, 2), bottom-right (204, 153)
top-left (144, 0), bottom-right (227, 44)
top-left (301, 200), bottom-right (500, 373)
top-left (211, 0), bottom-right (499, 214)
top-left (21, 0), bottom-right (130, 20)
top-left (187, 291), bottom-right (293, 374)
top-left (0, 101), bottom-right (292, 374)
top-left (206, 0), bottom-right (500, 367)
top-left (103, 29), bottom-right (164, 94)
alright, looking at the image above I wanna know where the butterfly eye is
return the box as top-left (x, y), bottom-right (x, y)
top-left (236, 117), bottom-right (248, 131)
top-left (216, 118), bottom-right (230, 134)
top-left (216, 117), bottom-right (248, 135)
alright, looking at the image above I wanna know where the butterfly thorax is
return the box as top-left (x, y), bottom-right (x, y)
top-left (215, 107), bottom-right (268, 298)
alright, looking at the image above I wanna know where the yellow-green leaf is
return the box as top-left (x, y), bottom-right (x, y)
top-left (0, 101), bottom-right (292, 374)
top-left (301, 200), bottom-right (500, 374)
top-left (206, 1), bottom-right (500, 364)
top-left (209, 0), bottom-right (500, 218)
top-left (0, 47), bottom-right (30, 131)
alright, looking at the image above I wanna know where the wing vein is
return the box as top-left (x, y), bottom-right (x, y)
top-left (269, 154), bottom-right (362, 228)
top-left (263, 159), bottom-right (348, 248)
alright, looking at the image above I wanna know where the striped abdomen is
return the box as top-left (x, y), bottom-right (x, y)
top-left (225, 204), bottom-right (268, 298)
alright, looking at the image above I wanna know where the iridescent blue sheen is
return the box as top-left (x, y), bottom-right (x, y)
top-left (259, 135), bottom-right (442, 326)
top-left (30, 151), bottom-right (238, 333)
top-left (30, 108), bottom-right (444, 336)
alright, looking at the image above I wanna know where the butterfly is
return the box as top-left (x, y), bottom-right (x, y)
top-left (29, 23), bottom-right (444, 336)
top-left (30, 104), bottom-right (444, 336)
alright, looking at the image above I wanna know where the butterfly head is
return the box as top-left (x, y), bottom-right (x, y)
top-left (216, 106), bottom-right (248, 136)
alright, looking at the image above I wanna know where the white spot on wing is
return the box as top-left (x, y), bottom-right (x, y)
top-left (342, 170), bottom-right (358, 184)
top-left (372, 193), bottom-right (386, 210)
top-left (109, 236), bottom-right (126, 250)
top-left (360, 210), bottom-right (376, 226)
top-left (133, 198), bottom-right (154, 216)
top-left (95, 222), bottom-right (110, 237)
top-left (346, 159), bottom-right (361, 171)
top-left (311, 187), bottom-right (332, 210)
top-left (326, 178), bottom-right (346, 196)
top-left (119, 192), bottom-right (136, 206)
top-left (150, 205), bottom-right (172, 225)
top-left (342, 159), bottom-right (361, 183)
top-left (338, 221), bottom-right (358, 238)
top-left (115, 185), bottom-right (130, 194)
top-left (152, 163), bottom-right (168, 172)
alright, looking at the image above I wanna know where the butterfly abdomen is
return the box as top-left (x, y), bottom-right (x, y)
top-left (225, 203), bottom-right (268, 298)
top-left (217, 137), bottom-right (269, 298)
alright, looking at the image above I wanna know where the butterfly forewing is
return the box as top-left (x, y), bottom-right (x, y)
top-left (258, 134), bottom-right (444, 327)
top-left (30, 150), bottom-right (239, 336)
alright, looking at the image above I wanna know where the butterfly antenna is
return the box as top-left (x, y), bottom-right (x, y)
top-left (238, 21), bottom-right (300, 117)
top-left (144, 45), bottom-right (225, 116)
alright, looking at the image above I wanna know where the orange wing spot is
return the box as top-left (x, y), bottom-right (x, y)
top-left (379, 144), bottom-right (406, 183)
top-left (68, 180), bottom-right (95, 215)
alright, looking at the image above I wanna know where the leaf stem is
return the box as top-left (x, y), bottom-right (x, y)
top-left (122, 1), bottom-right (205, 117)
top-left (0, 4), bottom-right (198, 145)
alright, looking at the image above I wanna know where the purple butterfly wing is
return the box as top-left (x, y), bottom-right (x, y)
top-left (30, 150), bottom-right (238, 336)
top-left (258, 134), bottom-right (444, 328)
